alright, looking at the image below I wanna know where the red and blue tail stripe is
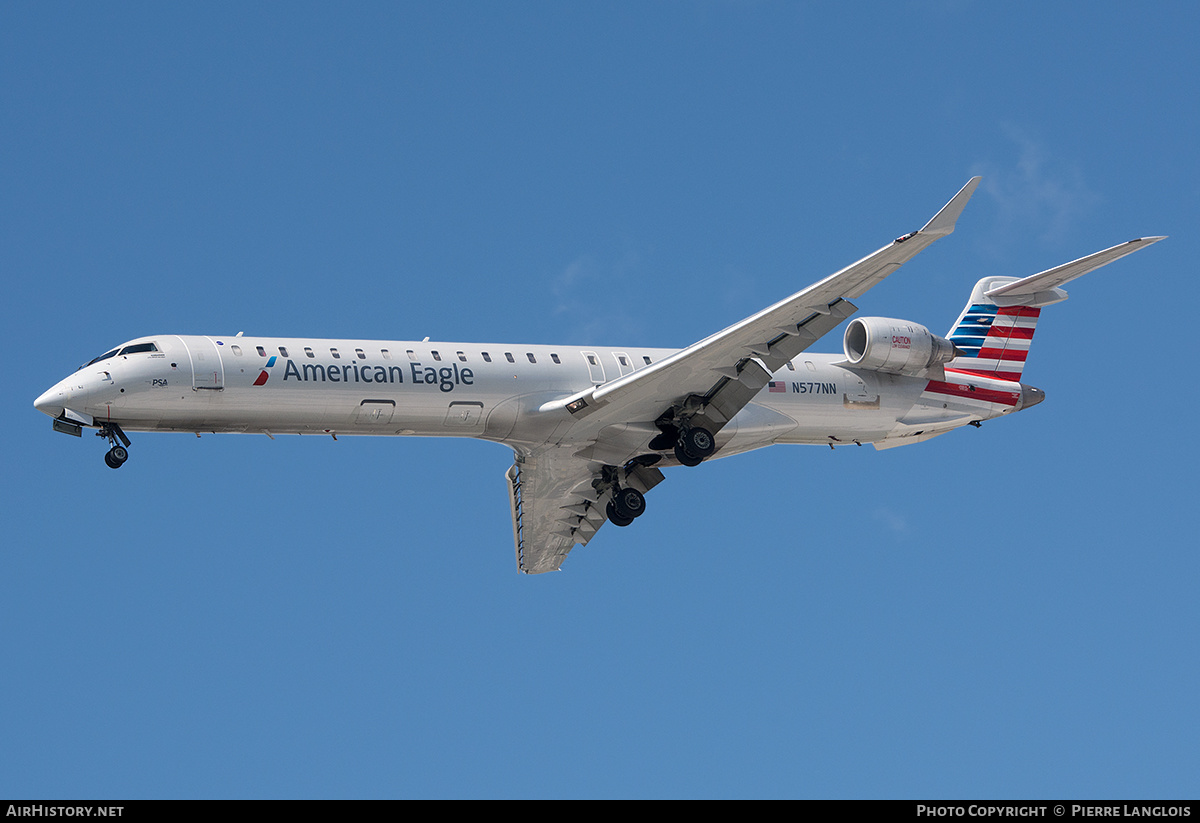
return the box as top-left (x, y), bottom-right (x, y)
top-left (947, 303), bottom-right (1039, 382)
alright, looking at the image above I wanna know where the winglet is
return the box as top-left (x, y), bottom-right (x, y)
top-left (919, 176), bottom-right (981, 237)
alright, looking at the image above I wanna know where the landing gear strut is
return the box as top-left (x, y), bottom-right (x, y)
top-left (97, 423), bottom-right (130, 469)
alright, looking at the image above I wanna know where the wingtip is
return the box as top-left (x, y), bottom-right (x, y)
top-left (919, 176), bottom-right (982, 236)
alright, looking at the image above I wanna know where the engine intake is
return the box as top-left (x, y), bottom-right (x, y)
top-left (844, 317), bottom-right (958, 376)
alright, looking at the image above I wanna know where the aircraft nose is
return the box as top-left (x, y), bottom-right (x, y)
top-left (34, 384), bottom-right (66, 418)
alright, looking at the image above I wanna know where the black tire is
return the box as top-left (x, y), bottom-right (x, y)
top-left (612, 487), bottom-right (646, 520)
top-left (674, 442), bottom-right (704, 467)
top-left (682, 427), bottom-right (715, 458)
top-left (104, 451), bottom-right (121, 469)
top-left (109, 445), bottom-right (128, 464)
top-left (606, 501), bottom-right (635, 527)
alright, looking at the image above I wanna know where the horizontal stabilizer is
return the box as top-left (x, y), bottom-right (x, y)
top-left (985, 236), bottom-right (1165, 302)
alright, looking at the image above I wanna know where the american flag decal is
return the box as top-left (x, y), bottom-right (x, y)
top-left (768, 381), bottom-right (787, 393)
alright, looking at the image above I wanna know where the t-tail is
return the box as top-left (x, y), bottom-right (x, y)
top-left (945, 237), bottom-right (1166, 382)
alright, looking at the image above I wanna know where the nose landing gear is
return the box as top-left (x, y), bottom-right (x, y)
top-left (97, 423), bottom-right (131, 469)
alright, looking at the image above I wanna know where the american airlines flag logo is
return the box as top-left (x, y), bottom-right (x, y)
top-left (253, 355), bottom-right (277, 386)
top-left (768, 381), bottom-right (786, 393)
top-left (948, 303), bottom-right (1039, 381)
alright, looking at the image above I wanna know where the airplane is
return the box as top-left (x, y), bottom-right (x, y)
top-left (33, 177), bottom-right (1164, 573)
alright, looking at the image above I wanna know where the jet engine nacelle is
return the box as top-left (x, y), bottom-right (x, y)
top-left (843, 317), bottom-right (958, 375)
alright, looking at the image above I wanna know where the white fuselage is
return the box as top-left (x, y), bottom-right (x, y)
top-left (35, 333), bottom-right (1027, 462)
top-left (32, 179), bottom-right (1149, 574)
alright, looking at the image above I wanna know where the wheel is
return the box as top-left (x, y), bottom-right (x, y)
top-left (105, 446), bottom-right (128, 469)
top-left (682, 427), bottom-right (715, 458)
top-left (611, 487), bottom-right (645, 520)
top-left (674, 442), bottom-right (704, 467)
top-left (606, 501), bottom-right (635, 527)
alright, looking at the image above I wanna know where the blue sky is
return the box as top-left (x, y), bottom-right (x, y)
top-left (3, 2), bottom-right (1198, 799)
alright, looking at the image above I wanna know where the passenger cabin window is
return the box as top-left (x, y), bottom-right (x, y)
top-left (331, 348), bottom-right (341, 359)
top-left (551, 353), bottom-right (561, 364)
top-left (643, 356), bottom-right (652, 365)
top-left (305, 347), bottom-right (315, 358)
top-left (527, 353), bottom-right (536, 363)
top-left (617, 355), bottom-right (628, 366)
top-left (431, 350), bottom-right (441, 361)
top-left (256, 346), bottom-right (266, 357)
top-left (786, 361), bottom-right (795, 371)
top-left (381, 349), bottom-right (391, 360)
top-left (505, 353), bottom-right (515, 363)
top-left (482, 352), bottom-right (492, 363)
top-left (407, 350), bottom-right (417, 361)
top-left (457, 351), bottom-right (467, 362)
top-left (279, 347), bottom-right (289, 357)
top-left (586, 354), bottom-right (598, 365)
top-left (355, 348), bottom-right (366, 359)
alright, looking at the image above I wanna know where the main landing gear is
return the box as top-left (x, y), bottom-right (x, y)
top-left (673, 426), bottom-right (716, 467)
top-left (650, 402), bottom-right (719, 467)
top-left (98, 422), bottom-right (131, 469)
top-left (606, 486), bottom-right (646, 528)
top-left (596, 464), bottom-right (650, 528)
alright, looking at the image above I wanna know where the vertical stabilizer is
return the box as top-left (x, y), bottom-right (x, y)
top-left (945, 278), bottom-right (1043, 381)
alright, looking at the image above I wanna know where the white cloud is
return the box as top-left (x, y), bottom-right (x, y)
top-left (872, 507), bottom-right (908, 536)
top-left (972, 126), bottom-right (1102, 244)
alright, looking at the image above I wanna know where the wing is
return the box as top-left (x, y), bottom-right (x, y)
top-left (506, 447), bottom-right (664, 574)
top-left (509, 178), bottom-right (980, 574)
top-left (542, 177), bottom-right (981, 436)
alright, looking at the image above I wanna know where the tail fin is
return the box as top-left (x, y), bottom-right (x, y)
top-left (946, 284), bottom-right (1041, 381)
top-left (946, 237), bottom-right (1165, 381)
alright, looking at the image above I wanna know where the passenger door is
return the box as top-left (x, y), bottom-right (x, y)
top-left (183, 337), bottom-right (224, 391)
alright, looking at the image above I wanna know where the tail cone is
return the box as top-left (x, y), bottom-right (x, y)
top-left (1018, 384), bottom-right (1046, 410)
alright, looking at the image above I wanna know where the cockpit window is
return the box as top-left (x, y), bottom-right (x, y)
top-left (82, 348), bottom-right (120, 368)
top-left (80, 342), bottom-right (160, 369)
